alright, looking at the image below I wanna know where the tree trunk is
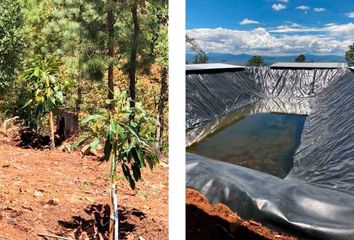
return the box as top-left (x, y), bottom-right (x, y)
top-left (156, 67), bottom-right (168, 150)
top-left (129, 2), bottom-right (139, 114)
top-left (107, 0), bottom-right (115, 104)
top-left (76, 4), bottom-right (84, 114)
top-left (76, 69), bottom-right (83, 113)
top-left (49, 111), bottom-right (55, 149)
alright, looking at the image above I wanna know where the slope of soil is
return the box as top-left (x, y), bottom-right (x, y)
top-left (0, 143), bottom-right (168, 240)
top-left (186, 188), bottom-right (296, 240)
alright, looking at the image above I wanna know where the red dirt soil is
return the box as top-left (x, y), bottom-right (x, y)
top-left (0, 142), bottom-right (168, 240)
top-left (186, 188), bottom-right (296, 240)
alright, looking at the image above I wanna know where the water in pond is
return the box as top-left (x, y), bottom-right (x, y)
top-left (187, 112), bottom-right (306, 178)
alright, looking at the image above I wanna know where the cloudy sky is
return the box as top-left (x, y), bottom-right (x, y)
top-left (186, 0), bottom-right (354, 56)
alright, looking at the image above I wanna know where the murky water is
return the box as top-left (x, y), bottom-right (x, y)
top-left (187, 112), bottom-right (306, 178)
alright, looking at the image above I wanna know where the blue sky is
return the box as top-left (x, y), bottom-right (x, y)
top-left (186, 0), bottom-right (354, 56)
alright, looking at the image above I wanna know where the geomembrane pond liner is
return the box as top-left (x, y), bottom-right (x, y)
top-left (186, 65), bottom-right (354, 239)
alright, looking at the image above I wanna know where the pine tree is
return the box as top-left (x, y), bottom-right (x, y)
top-left (0, 0), bottom-right (23, 93)
top-left (295, 54), bottom-right (306, 62)
top-left (146, 0), bottom-right (168, 149)
top-left (345, 43), bottom-right (354, 65)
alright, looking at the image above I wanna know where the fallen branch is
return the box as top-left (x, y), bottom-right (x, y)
top-left (37, 232), bottom-right (74, 240)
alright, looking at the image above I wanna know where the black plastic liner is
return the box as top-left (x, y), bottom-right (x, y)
top-left (186, 67), bottom-right (354, 239)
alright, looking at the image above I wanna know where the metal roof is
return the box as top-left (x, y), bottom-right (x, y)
top-left (271, 62), bottom-right (348, 69)
top-left (186, 63), bottom-right (245, 73)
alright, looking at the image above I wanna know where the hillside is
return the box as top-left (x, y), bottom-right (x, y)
top-left (186, 53), bottom-right (346, 65)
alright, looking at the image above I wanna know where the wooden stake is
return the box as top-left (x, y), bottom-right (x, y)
top-left (37, 232), bottom-right (74, 240)
top-left (49, 111), bottom-right (55, 149)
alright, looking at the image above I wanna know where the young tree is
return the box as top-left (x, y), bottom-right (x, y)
top-left (295, 54), bottom-right (306, 62)
top-left (345, 43), bottom-right (354, 65)
top-left (247, 56), bottom-right (264, 66)
top-left (77, 90), bottom-right (159, 239)
top-left (21, 57), bottom-right (66, 149)
top-left (0, 0), bottom-right (23, 93)
top-left (186, 35), bottom-right (208, 64)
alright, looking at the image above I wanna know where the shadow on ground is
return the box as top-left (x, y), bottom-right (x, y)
top-left (58, 204), bottom-right (146, 240)
top-left (17, 128), bottom-right (63, 149)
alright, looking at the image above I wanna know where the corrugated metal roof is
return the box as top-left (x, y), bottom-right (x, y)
top-left (186, 63), bottom-right (245, 73)
top-left (271, 62), bottom-right (348, 69)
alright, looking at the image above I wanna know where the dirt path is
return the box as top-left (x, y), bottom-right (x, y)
top-left (0, 143), bottom-right (168, 240)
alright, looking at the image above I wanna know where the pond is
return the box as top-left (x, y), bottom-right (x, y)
top-left (187, 112), bottom-right (306, 178)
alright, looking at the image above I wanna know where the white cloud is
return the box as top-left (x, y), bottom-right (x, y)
top-left (276, 0), bottom-right (288, 2)
top-left (346, 12), bottom-right (354, 18)
top-left (269, 25), bottom-right (317, 33)
top-left (272, 3), bottom-right (286, 11)
top-left (186, 26), bottom-right (351, 56)
top-left (324, 23), bottom-right (354, 36)
top-left (268, 23), bottom-right (354, 36)
top-left (324, 23), bottom-right (336, 27)
top-left (314, 8), bottom-right (326, 12)
top-left (240, 18), bottom-right (260, 25)
top-left (296, 5), bottom-right (310, 11)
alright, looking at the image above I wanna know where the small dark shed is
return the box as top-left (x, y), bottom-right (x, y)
top-left (56, 109), bottom-right (78, 139)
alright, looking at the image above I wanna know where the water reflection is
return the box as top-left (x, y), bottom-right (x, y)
top-left (187, 112), bottom-right (306, 178)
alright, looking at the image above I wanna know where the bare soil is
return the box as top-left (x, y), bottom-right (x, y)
top-left (186, 188), bottom-right (296, 240)
top-left (0, 140), bottom-right (168, 240)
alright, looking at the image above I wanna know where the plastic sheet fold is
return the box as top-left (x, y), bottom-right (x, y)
top-left (186, 67), bottom-right (354, 239)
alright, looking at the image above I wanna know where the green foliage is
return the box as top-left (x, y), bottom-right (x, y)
top-left (295, 54), bottom-right (306, 62)
top-left (85, 56), bottom-right (107, 81)
top-left (186, 35), bottom-right (208, 64)
top-left (75, 90), bottom-right (158, 189)
top-left (0, 0), bottom-right (169, 154)
top-left (345, 43), bottom-right (354, 65)
top-left (0, 0), bottom-right (23, 93)
top-left (20, 56), bottom-right (67, 129)
top-left (155, 27), bottom-right (168, 68)
top-left (138, 1), bottom-right (168, 71)
top-left (192, 52), bottom-right (209, 64)
top-left (20, 0), bottom-right (52, 56)
top-left (247, 56), bottom-right (264, 66)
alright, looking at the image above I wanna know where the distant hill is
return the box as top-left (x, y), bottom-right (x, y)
top-left (186, 53), bottom-right (346, 65)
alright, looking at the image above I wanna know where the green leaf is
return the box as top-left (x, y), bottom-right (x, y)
top-left (104, 132), bottom-right (112, 161)
top-left (122, 164), bottom-right (135, 190)
top-left (145, 150), bottom-right (158, 170)
top-left (71, 135), bottom-right (90, 150)
top-left (81, 114), bottom-right (103, 124)
top-left (137, 149), bottom-right (146, 168)
top-left (126, 125), bottom-right (142, 143)
top-left (132, 161), bottom-right (141, 182)
top-left (22, 99), bottom-right (33, 109)
top-left (90, 138), bottom-right (100, 151)
top-left (33, 67), bottom-right (40, 77)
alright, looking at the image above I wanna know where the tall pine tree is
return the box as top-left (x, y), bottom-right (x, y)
top-left (0, 0), bottom-right (23, 93)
